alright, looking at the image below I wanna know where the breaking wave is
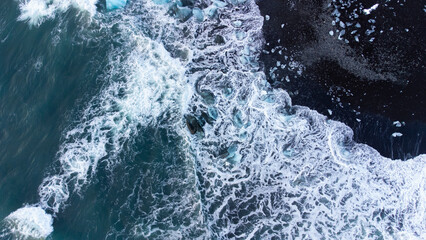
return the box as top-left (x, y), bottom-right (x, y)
top-left (174, 0), bottom-right (425, 239)
top-left (1, 206), bottom-right (53, 240)
top-left (17, 0), bottom-right (98, 26)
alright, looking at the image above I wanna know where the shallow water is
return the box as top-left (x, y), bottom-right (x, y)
top-left (0, 0), bottom-right (425, 239)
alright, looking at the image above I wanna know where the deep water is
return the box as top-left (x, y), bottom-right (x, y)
top-left (0, 1), bottom-right (115, 238)
top-left (0, 0), bottom-right (425, 239)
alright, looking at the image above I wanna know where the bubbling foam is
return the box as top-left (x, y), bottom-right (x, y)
top-left (36, 29), bottom-right (187, 214)
top-left (5, 6), bottom-right (189, 237)
top-left (169, 0), bottom-right (426, 239)
top-left (17, 0), bottom-right (98, 26)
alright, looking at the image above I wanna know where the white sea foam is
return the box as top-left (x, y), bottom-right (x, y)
top-left (36, 29), bottom-right (187, 213)
top-left (6, 8), bottom-right (189, 238)
top-left (3, 206), bottom-right (53, 239)
top-left (17, 0), bottom-right (98, 26)
top-left (167, 0), bottom-right (426, 238)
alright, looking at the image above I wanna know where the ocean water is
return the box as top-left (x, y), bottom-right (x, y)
top-left (0, 0), bottom-right (424, 239)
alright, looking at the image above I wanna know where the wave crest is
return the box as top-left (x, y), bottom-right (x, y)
top-left (18, 0), bottom-right (98, 26)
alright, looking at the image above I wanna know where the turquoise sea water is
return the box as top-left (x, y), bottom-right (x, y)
top-left (0, 0), bottom-right (425, 239)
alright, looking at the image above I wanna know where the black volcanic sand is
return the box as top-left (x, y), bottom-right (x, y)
top-left (256, 0), bottom-right (425, 159)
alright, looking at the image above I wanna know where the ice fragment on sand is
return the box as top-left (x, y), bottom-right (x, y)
top-left (392, 132), bottom-right (403, 137)
top-left (393, 121), bottom-right (405, 127)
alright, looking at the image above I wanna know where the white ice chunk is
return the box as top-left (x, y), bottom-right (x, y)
top-left (392, 132), bottom-right (403, 137)
top-left (363, 3), bottom-right (379, 15)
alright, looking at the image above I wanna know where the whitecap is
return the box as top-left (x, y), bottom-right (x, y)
top-left (17, 0), bottom-right (98, 26)
top-left (3, 206), bottom-right (53, 239)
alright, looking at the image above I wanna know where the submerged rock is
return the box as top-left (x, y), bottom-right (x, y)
top-left (185, 115), bottom-right (203, 134)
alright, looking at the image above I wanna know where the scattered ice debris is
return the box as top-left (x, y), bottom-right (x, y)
top-left (363, 3), bottom-right (379, 15)
top-left (328, 109), bottom-right (333, 115)
top-left (265, 15), bottom-right (270, 21)
top-left (329, 30), bottom-right (334, 36)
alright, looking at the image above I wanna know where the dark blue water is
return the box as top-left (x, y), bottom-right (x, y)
top-left (0, 0), bottom-right (425, 239)
top-left (0, 0), bottom-right (97, 215)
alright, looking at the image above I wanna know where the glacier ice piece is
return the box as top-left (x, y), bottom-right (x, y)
top-left (193, 8), bottom-right (204, 22)
top-left (363, 3), bottom-right (379, 15)
top-left (106, 0), bottom-right (127, 11)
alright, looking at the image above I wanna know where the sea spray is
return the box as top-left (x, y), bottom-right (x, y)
top-left (17, 0), bottom-right (98, 26)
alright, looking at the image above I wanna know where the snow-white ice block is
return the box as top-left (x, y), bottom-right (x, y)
top-left (106, 0), bottom-right (127, 11)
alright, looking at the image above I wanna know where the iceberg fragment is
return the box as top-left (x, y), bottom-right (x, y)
top-left (106, 0), bottom-right (127, 11)
top-left (193, 8), bottom-right (204, 22)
